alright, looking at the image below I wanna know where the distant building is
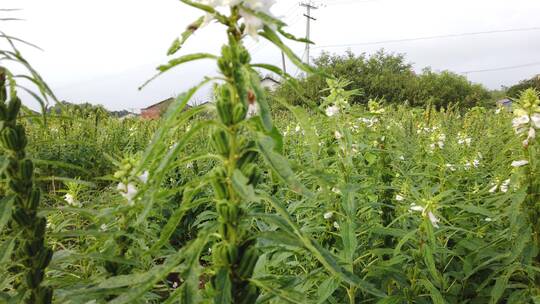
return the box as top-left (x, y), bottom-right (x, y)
top-left (260, 76), bottom-right (281, 92)
top-left (141, 97), bottom-right (196, 119)
top-left (497, 98), bottom-right (512, 110)
top-left (141, 97), bottom-right (171, 119)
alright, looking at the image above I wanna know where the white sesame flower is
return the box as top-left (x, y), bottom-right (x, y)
top-left (513, 115), bottom-right (530, 134)
top-left (325, 105), bottom-right (339, 117)
top-left (528, 127), bottom-right (536, 140)
top-left (399, 155), bottom-right (405, 161)
top-left (395, 194), bottom-right (404, 201)
top-left (512, 115), bottom-right (530, 128)
top-left (473, 159), bottom-right (480, 168)
top-left (331, 187), bottom-right (341, 194)
top-left (295, 124), bottom-right (301, 132)
top-left (239, 0), bottom-right (276, 38)
top-left (246, 102), bottom-right (259, 118)
top-left (484, 217), bottom-right (493, 222)
top-left (532, 113), bottom-right (540, 128)
top-left (409, 203), bottom-right (424, 212)
top-left (172, 281), bottom-right (179, 289)
top-left (138, 171), bottom-right (149, 183)
top-left (511, 160), bottom-right (529, 167)
top-left (500, 179), bottom-right (510, 193)
top-left (333, 221), bottom-right (340, 229)
top-left (488, 184), bottom-right (498, 193)
top-left (445, 164), bottom-right (456, 171)
top-left (186, 162), bottom-right (194, 169)
top-left (323, 211), bottom-right (333, 220)
top-left (100, 224), bottom-right (107, 231)
top-left (495, 108), bottom-right (501, 114)
top-left (334, 131), bottom-right (343, 140)
top-left (428, 211), bottom-right (440, 228)
top-left (64, 193), bottom-right (75, 205)
top-left (117, 182), bottom-right (138, 205)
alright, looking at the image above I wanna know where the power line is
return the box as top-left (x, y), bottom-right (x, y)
top-left (461, 61), bottom-right (540, 75)
top-left (313, 26), bottom-right (540, 49)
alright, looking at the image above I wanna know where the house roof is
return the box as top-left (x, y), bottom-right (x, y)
top-left (141, 97), bottom-right (174, 111)
top-left (261, 76), bottom-right (281, 84)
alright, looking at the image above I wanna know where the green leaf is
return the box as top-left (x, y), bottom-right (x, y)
top-left (274, 97), bottom-right (320, 168)
top-left (256, 134), bottom-right (312, 197)
top-left (97, 272), bottom-right (152, 289)
top-left (247, 69), bottom-right (273, 132)
top-left (232, 169), bottom-right (258, 202)
top-left (0, 195), bottom-right (13, 232)
top-left (109, 232), bottom-right (210, 304)
top-left (167, 16), bottom-right (205, 56)
top-left (250, 278), bottom-right (306, 303)
top-left (150, 196), bottom-right (206, 252)
top-left (423, 245), bottom-right (442, 287)
top-left (213, 268), bottom-right (232, 304)
top-left (455, 204), bottom-right (495, 218)
top-left (419, 279), bottom-right (446, 304)
top-left (316, 276), bottom-right (341, 304)
top-left (0, 238), bottom-right (15, 264)
top-left (260, 26), bottom-right (316, 75)
top-left (140, 53), bottom-right (217, 89)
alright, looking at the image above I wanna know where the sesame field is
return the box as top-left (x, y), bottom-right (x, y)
top-left (1, 0), bottom-right (540, 303)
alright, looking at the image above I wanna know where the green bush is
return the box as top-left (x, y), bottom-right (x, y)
top-left (275, 50), bottom-right (491, 109)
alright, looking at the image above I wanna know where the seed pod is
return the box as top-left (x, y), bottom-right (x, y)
top-left (20, 159), bottom-right (34, 181)
top-left (9, 179), bottom-right (30, 195)
top-left (225, 243), bottom-right (238, 266)
top-left (6, 97), bottom-right (21, 121)
top-left (237, 150), bottom-right (257, 171)
top-left (218, 223), bottom-right (235, 240)
top-left (211, 130), bottom-right (230, 156)
top-left (238, 247), bottom-right (259, 279)
top-left (14, 124), bottom-right (28, 150)
top-left (38, 285), bottom-right (53, 304)
top-left (232, 103), bottom-right (247, 124)
top-left (37, 247), bottom-right (53, 269)
top-left (0, 103), bottom-right (6, 120)
top-left (25, 268), bottom-right (44, 289)
top-left (12, 208), bottom-right (30, 226)
top-left (210, 170), bottom-right (228, 200)
top-left (239, 48), bottom-right (251, 65)
top-left (238, 283), bottom-right (260, 304)
top-left (216, 200), bottom-right (238, 223)
top-left (27, 188), bottom-right (41, 210)
top-left (211, 243), bottom-right (227, 266)
top-left (6, 158), bottom-right (19, 179)
top-left (216, 98), bottom-right (233, 126)
top-left (34, 217), bottom-right (47, 239)
top-left (1, 127), bottom-right (19, 151)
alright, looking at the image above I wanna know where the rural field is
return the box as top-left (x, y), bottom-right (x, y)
top-left (1, 0), bottom-right (540, 304)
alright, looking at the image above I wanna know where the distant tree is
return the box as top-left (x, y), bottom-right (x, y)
top-left (507, 75), bottom-right (540, 98)
top-left (274, 50), bottom-right (490, 109)
top-left (416, 68), bottom-right (491, 109)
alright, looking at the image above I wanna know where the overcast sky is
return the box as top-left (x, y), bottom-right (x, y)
top-left (2, 0), bottom-right (540, 111)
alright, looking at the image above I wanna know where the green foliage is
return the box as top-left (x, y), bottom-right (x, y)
top-left (507, 74), bottom-right (540, 98)
top-left (275, 50), bottom-right (491, 109)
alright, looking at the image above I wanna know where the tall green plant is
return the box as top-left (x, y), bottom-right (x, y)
top-left (0, 25), bottom-right (56, 303)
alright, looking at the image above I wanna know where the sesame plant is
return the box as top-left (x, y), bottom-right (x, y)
top-left (0, 22), bottom-right (56, 304)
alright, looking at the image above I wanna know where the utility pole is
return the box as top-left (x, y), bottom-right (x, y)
top-left (281, 51), bottom-right (287, 74)
top-left (300, 1), bottom-right (318, 66)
